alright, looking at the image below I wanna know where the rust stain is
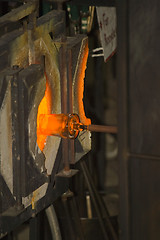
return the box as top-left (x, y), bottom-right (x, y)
top-left (31, 192), bottom-right (36, 210)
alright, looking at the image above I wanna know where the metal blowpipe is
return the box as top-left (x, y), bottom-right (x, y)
top-left (73, 123), bottom-right (118, 134)
top-left (37, 113), bottom-right (118, 139)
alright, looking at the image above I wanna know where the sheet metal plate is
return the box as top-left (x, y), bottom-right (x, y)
top-left (129, 157), bottom-right (160, 240)
top-left (128, 0), bottom-right (160, 156)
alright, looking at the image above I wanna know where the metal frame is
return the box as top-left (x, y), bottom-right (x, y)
top-left (117, 0), bottom-right (160, 239)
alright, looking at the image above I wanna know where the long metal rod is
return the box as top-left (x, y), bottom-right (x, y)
top-left (60, 38), bottom-right (70, 171)
top-left (62, 139), bottom-right (69, 171)
top-left (68, 49), bottom-right (73, 114)
top-left (81, 160), bottom-right (118, 240)
top-left (85, 160), bottom-right (118, 240)
top-left (80, 160), bottom-right (109, 240)
top-left (60, 39), bottom-right (67, 115)
top-left (70, 197), bottom-right (85, 240)
top-left (62, 198), bottom-right (76, 240)
top-left (68, 48), bottom-right (75, 164)
top-left (88, 124), bottom-right (118, 134)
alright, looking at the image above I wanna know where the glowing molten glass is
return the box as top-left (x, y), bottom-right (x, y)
top-left (37, 73), bottom-right (52, 151)
top-left (37, 113), bottom-right (80, 139)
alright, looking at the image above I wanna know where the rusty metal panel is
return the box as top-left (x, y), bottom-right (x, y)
top-left (129, 157), bottom-right (160, 240)
top-left (117, 0), bottom-right (129, 238)
top-left (129, 0), bottom-right (160, 156)
top-left (117, 0), bottom-right (160, 239)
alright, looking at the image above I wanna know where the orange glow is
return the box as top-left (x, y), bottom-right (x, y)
top-left (37, 73), bottom-right (52, 151)
top-left (37, 41), bottom-right (90, 150)
top-left (37, 113), bottom-right (80, 139)
top-left (37, 114), bottom-right (67, 136)
top-left (77, 42), bottom-right (91, 126)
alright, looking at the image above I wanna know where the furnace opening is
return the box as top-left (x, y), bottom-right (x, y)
top-left (76, 42), bottom-right (91, 126)
top-left (37, 41), bottom-right (91, 151)
top-left (37, 72), bottom-right (52, 151)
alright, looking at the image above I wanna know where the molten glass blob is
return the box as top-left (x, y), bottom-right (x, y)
top-left (37, 113), bottom-right (81, 139)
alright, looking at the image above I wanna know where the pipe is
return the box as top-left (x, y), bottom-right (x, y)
top-left (87, 124), bottom-right (118, 134)
top-left (80, 161), bottom-right (110, 240)
top-left (45, 205), bottom-right (62, 240)
top-left (80, 160), bottom-right (118, 240)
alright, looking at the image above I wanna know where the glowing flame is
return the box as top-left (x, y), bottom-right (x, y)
top-left (37, 41), bottom-right (90, 150)
top-left (77, 42), bottom-right (91, 125)
top-left (37, 114), bottom-right (67, 137)
top-left (37, 73), bottom-right (52, 151)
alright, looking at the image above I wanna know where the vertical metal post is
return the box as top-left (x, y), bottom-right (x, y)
top-left (60, 38), bottom-right (70, 171)
top-left (82, 160), bottom-right (118, 240)
top-left (70, 197), bottom-right (85, 240)
top-left (117, 0), bottom-right (130, 238)
top-left (80, 160), bottom-right (110, 240)
top-left (61, 197), bottom-right (76, 240)
top-left (68, 48), bottom-right (75, 164)
top-left (28, 0), bottom-right (38, 65)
